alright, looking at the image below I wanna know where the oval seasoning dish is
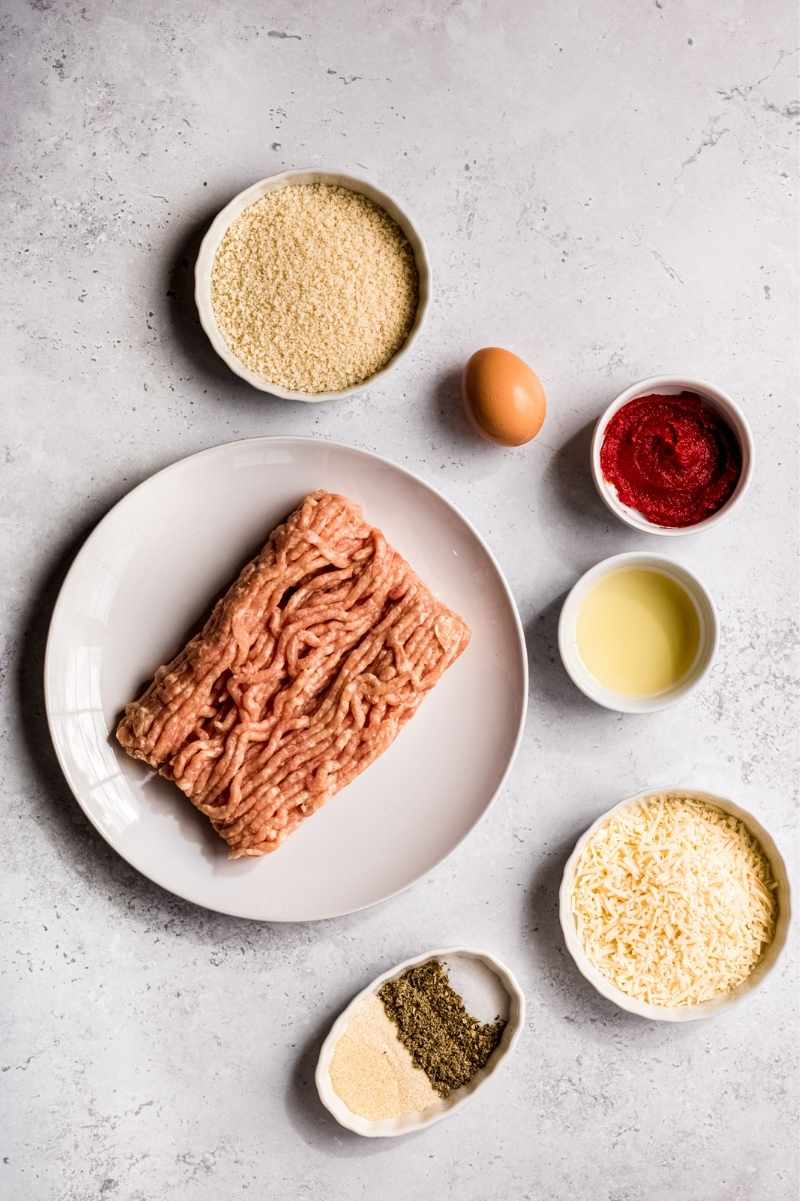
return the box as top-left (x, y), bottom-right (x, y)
top-left (315, 948), bottom-right (525, 1137)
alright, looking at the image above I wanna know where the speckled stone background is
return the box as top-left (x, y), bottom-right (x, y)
top-left (2, 1), bottom-right (798, 1198)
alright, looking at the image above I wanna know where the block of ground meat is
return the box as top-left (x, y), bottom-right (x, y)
top-left (116, 491), bottom-right (470, 858)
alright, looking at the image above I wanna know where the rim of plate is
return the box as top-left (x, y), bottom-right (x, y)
top-left (44, 436), bottom-right (529, 922)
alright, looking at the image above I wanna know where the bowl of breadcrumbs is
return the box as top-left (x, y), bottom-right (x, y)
top-left (195, 170), bottom-right (430, 401)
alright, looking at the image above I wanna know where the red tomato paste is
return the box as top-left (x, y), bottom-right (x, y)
top-left (600, 392), bottom-right (741, 527)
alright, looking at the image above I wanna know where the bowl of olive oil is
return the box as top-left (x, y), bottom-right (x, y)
top-left (558, 552), bottom-right (718, 713)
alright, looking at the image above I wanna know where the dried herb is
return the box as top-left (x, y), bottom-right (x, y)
top-left (378, 959), bottom-right (506, 1097)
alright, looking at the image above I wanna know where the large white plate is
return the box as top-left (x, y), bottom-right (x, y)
top-left (45, 438), bottom-right (527, 921)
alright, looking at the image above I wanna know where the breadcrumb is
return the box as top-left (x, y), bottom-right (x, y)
top-left (211, 183), bottom-right (419, 393)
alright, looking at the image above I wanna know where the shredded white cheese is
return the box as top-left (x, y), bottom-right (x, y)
top-left (571, 794), bottom-right (778, 1006)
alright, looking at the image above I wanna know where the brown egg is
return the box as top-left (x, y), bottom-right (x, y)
top-left (463, 347), bottom-right (547, 446)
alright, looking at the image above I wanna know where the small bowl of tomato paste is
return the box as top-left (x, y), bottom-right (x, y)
top-left (591, 376), bottom-right (753, 535)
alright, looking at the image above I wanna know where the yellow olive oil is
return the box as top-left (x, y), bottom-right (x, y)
top-left (577, 568), bottom-right (700, 697)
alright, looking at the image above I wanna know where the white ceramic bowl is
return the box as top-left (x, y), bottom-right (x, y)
top-left (591, 375), bottom-right (754, 535)
top-left (559, 788), bottom-right (792, 1022)
top-left (195, 169), bottom-right (431, 402)
top-left (558, 551), bottom-right (718, 713)
top-left (315, 947), bottom-right (525, 1137)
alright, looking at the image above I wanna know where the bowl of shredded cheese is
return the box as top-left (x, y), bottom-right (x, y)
top-left (195, 169), bottom-right (430, 401)
top-left (559, 789), bottom-right (791, 1021)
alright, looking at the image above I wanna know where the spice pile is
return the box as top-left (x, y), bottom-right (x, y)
top-left (329, 993), bottom-right (438, 1121)
top-left (379, 960), bottom-right (505, 1095)
top-left (329, 958), bottom-right (506, 1121)
top-left (211, 182), bottom-right (419, 394)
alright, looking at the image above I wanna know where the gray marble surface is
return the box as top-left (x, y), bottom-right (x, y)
top-left (2, 2), bottom-right (798, 1198)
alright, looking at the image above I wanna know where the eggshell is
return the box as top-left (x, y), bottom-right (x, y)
top-left (463, 347), bottom-right (546, 447)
